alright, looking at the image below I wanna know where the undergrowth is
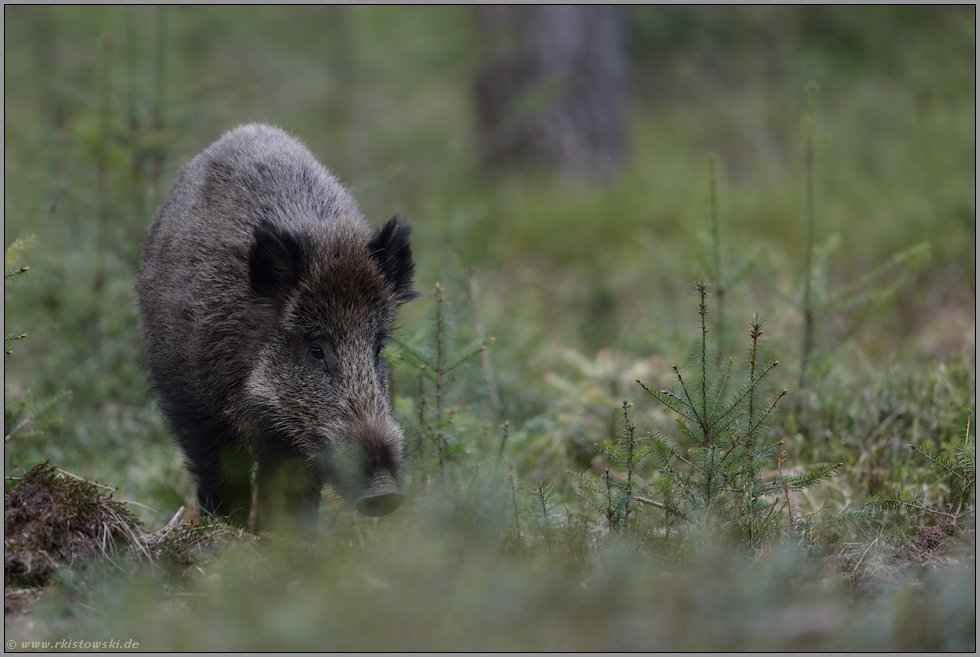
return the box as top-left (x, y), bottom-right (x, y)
top-left (3, 8), bottom-right (975, 651)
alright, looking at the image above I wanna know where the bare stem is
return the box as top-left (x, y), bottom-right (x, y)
top-left (777, 450), bottom-right (795, 531)
top-left (151, 5), bottom-right (168, 210)
top-left (93, 35), bottom-right (115, 351)
top-left (537, 484), bottom-right (552, 549)
top-left (470, 266), bottom-right (501, 422)
top-left (435, 282), bottom-right (445, 472)
top-left (800, 81), bottom-right (818, 393)
top-left (622, 401), bottom-right (636, 525)
top-left (495, 421), bottom-right (510, 470)
top-left (416, 373), bottom-right (429, 461)
top-left (125, 7), bottom-right (146, 227)
top-left (696, 281), bottom-right (709, 428)
top-left (634, 495), bottom-right (664, 509)
top-left (748, 315), bottom-right (764, 425)
top-left (709, 156), bottom-right (725, 364)
top-left (510, 473), bottom-right (522, 545)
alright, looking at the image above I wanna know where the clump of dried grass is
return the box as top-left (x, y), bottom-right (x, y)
top-left (4, 463), bottom-right (145, 590)
top-left (4, 462), bottom-right (258, 615)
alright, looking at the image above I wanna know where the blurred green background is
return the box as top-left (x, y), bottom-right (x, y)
top-left (5, 2), bottom-right (975, 516)
top-left (3, 6), bottom-right (975, 650)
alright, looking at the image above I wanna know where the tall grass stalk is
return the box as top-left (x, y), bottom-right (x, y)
top-left (708, 155), bottom-right (725, 365)
top-left (125, 7), bottom-right (147, 226)
top-left (92, 35), bottom-right (116, 352)
top-left (151, 5), bottom-right (168, 209)
top-left (469, 266), bottom-right (501, 423)
top-left (799, 81), bottom-right (818, 392)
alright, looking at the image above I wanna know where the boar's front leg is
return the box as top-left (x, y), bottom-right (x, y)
top-left (187, 433), bottom-right (254, 529)
top-left (253, 456), bottom-right (322, 537)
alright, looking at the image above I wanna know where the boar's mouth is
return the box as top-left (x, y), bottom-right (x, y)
top-left (321, 421), bottom-right (405, 517)
top-left (356, 471), bottom-right (404, 517)
top-left (322, 446), bottom-right (404, 516)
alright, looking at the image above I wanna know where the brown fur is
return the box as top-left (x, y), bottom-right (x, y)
top-left (137, 124), bottom-right (416, 535)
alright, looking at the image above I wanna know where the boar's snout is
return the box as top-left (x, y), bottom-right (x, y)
top-left (356, 471), bottom-right (404, 517)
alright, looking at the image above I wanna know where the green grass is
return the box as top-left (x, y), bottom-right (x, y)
top-left (4, 5), bottom-right (975, 650)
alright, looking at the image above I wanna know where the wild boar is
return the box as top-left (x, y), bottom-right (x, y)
top-left (137, 123), bottom-right (417, 534)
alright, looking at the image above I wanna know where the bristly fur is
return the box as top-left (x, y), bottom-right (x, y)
top-left (250, 219), bottom-right (309, 300)
top-left (370, 216), bottom-right (420, 305)
top-left (137, 123), bottom-right (417, 534)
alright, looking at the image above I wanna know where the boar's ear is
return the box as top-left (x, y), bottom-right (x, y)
top-left (249, 219), bottom-right (307, 300)
top-left (370, 216), bottom-right (419, 304)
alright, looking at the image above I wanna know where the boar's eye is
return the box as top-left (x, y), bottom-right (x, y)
top-left (306, 341), bottom-right (333, 371)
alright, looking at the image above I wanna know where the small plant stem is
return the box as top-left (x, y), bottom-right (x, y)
top-left (741, 389), bottom-right (787, 442)
top-left (704, 446), bottom-right (715, 515)
top-left (509, 473), bottom-right (522, 545)
top-left (956, 409), bottom-right (973, 520)
top-left (778, 450), bottom-right (795, 531)
top-left (748, 315), bottom-right (763, 425)
top-left (5, 411), bottom-right (41, 443)
top-left (799, 82), bottom-right (818, 393)
top-left (469, 266), bottom-right (501, 423)
top-left (851, 537), bottom-right (880, 576)
top-left (634, 495), bottom-right (664, 509)
top-left (709, 155), bottom-right (725, 364)
top-left (537, 484), bottom-right (552, 549)
top-left (604, 467), bottom-right (614, 530)
top-left (671, 366), bottom-right (703, 430)
top-left (435, 283), bottom-right (445, 472)
top-left (93, 35), bottom-right (116, 352)
top-left (697, 281), bottom-right (709, 430)
top-left (125, 7), bottom-right (146, 231)
top-left (620, 401), bottom-right (638, 529)
top-left (623, 402), bottom-right (635, 502)
top-left (746, 315), bottom-right (764, 504)
top-left (713, 361), bottom-right (779, 436)
top-left (710, 357), bottom-right (734, 416)
top-left (416, 373), bottom-right (428, 461)
top-left (151, 5), bottom-right (168, 210)
top-left (495, 421), bottom-right (510, 471)
top-left (908, 443), bottom-right (959, 478)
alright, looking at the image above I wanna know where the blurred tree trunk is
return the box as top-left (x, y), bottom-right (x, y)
top-left (473, 6), bottom-right (626, 181)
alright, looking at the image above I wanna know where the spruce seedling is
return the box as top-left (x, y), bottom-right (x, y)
top-left (871, 409), bottom-right (975, 529)
top-left (791, 82), bottom-right (929, 395)
top-left (527, 482), bottom-right (556, 550)
top-left (799, 81), bottom-right (818, 393)
top-left (393, 282), bottom-right (489, 473)
top-left (635, 281), bottom-right (840, 548)
top-left (708, 155), bottom-right (725, 365)
top-left (572, 401), bottom-right (654, 534)
top-left (5, 238), bottom-right (72, 445)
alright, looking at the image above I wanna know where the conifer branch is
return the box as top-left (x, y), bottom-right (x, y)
top-left (635, 380), bottom-right (700, 424)
top-left (737, 389), bottom-right (787, 442)
top-left (710, 356), bottom-right (735, 416)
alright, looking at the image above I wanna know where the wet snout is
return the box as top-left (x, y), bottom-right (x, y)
top-left (356, 470), bottom-right (404, 516)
